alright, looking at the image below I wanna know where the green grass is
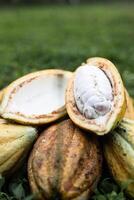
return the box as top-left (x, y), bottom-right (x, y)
top-left (0, 4), bottom-right (134, 94)
top-left (0, 4), bottom-right (134, 200)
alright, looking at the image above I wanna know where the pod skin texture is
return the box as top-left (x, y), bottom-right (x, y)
top-left (66, 57), bottom-right (126, 135)
top-left (0, 88), bottom-right (4, 103)
top-left (28, 119), bottom-right (102, 200)
top-left (124, 89), bottom-right (134, 120)
top-left (0, 120), bottom-right (37, 176)
top-left (104, 118), bottom-right (134, 198)
top-left (0, 69), bottom-right (72, 125)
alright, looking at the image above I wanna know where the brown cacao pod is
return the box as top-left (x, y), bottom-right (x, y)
top-left (28, 119), bottom-right (102, 200)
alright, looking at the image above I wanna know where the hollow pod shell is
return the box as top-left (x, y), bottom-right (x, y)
top-left (28, 119), bottom-right (102, 200)
top-left (0, 118), bottom-right (37, 176)
top-left (103, 118), bottom-right (134, 198)
top-left (66, 57), bottom-right (126, 135)
top-left (0, 69), bottom-right (72, 125)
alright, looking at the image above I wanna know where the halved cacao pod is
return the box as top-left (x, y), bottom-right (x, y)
top-left (0, 70), bottom-right (72, 125)
top-left (66, 57), bottom-right (126, 135)
top-left (28, 119), bottom-right (102, 200)
top-left (124, 89), bottom-right (134, 120)
top-left (103, 118), bottom-right (134, 198)
top-left (0, 120), bottom-right (37, 176)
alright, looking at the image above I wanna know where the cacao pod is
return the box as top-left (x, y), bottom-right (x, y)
top-left (66, 57), bottom-right (126, 135)
top-left (0, 120), bottom-right (37, 175)
top-left (103, 118), bottom-right (134, 198)
top-left (0, 69), bottom-right (72, 125)
top-left (28, 119), bottom-right (102, 200)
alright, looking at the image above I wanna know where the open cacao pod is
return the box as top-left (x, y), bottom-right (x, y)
top-left (0, 69), bottom-right (72, 125)
top-left (66, 57), bottom-right (126, 135)
top-left (28, 119), bottom-right (102, 200)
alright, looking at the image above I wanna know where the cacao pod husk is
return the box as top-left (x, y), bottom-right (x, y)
top-left (28, 119), bottom-right (102, 200)
top-left (66, 57), bottom-right (126, 135)
top-left (0, 120), bottom-right (37, 176)
top-left (103, 118), bottom-right (134, 198)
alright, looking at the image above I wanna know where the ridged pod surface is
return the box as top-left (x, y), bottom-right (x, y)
top-left (103, 118), bottom-right (134, 198)
top-left (28, 119), bottom-right (102, 200)
top-left (66, 57), bottom-right (126, 135)
top-left (0, 120), bottom-right (37, 175)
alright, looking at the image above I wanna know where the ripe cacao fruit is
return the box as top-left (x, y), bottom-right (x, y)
top-left (28, 119), bottom-right (102, 200)
top-left (0, 120), bottom-right (37, 175)
top-left (66, 57), bottom-right (126, 135)
top-left (103, 118), bottom-right (134, 198)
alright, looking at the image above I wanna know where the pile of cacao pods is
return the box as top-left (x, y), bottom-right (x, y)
top-left (0, 57), bottom-right (134, 200)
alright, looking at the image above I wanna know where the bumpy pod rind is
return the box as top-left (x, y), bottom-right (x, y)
top-left (103, 118), bottom-right (134, 198)
top-left (28, 119), bottom-right (102, 200)
top-left (0, 122), bottom-right (37, 175)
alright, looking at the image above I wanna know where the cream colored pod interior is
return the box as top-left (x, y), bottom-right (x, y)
top-left (66, 57), bottom-right (126, 135)
top-left (0, 69), bottom-right (72, 125)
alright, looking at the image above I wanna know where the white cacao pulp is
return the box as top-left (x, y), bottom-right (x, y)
top-left (0, 70), bottom-right (72, 125)
top-left (74, 65), bottom-right (113, 119)
top-left (6, 75), bottom-right (68, 116)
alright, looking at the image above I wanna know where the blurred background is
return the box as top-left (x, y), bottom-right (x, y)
top-left (0, 0), bottom-right (134, 95)
top-left (0, 1), bottom-right (134, 199)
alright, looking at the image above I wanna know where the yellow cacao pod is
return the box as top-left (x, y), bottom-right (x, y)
top-left (0, 120), bottom-right (37, 175)
top-left (104, 118), bottom-right (134, 198)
